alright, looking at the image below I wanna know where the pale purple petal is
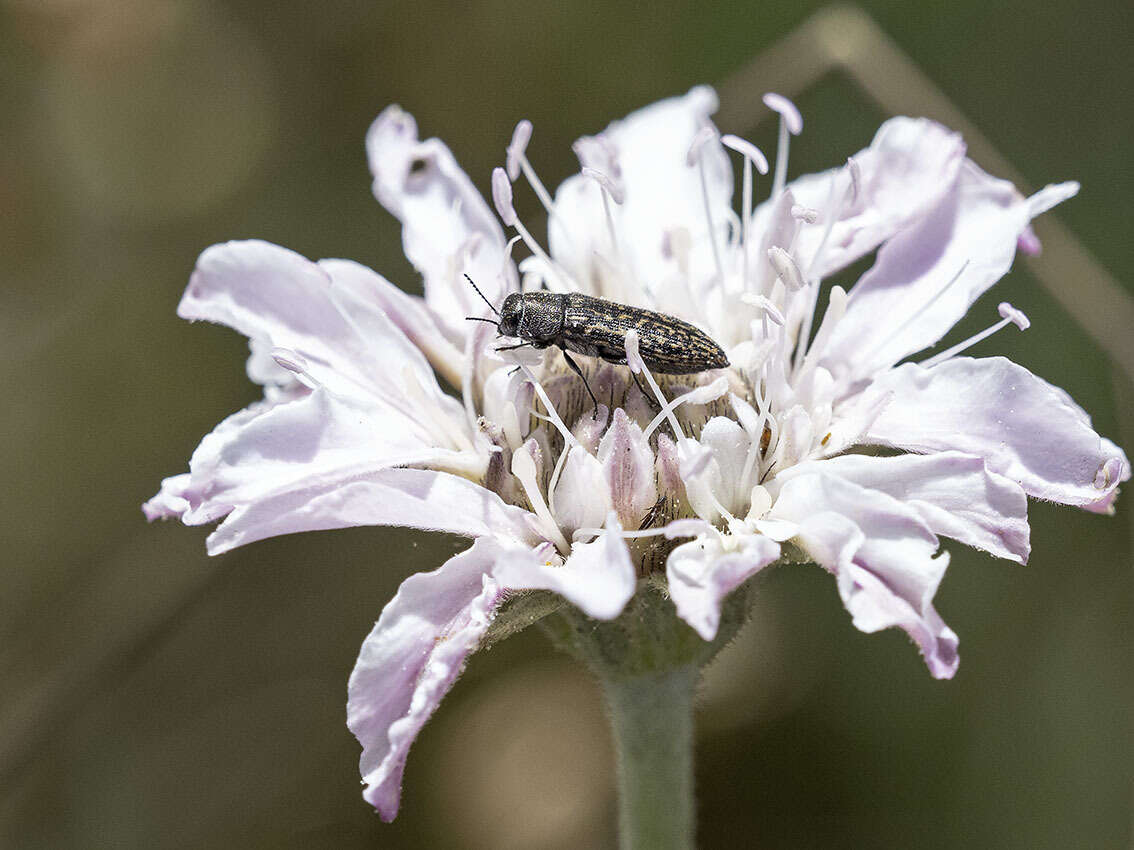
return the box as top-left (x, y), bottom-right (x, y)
top-left (866, 357), bottom-right (1131, 508)
top-left (494, 514), bottom-right (636, 620)
top-left (597, 408), bottom-right (657, 528)
top-left (317, 258), bottom-right (465, 394)
top-left (348, 537), bottom-right (520, 820)
top-left (181, 241), bottom-right (465, 421)
top-left (666, 533), bottom-right (780, 640)
top-left (171, 385), bottom-right (473, 515)
top-left (142, 473), bottom-right (192, 520)
top-left (819, 162), bottom-right (1055, 379)
top-left (366, 106), bottom-right (515, 341)
top-left (770, 473), bottom-right (959, 678)
top-left (775, 452), bottom-right (1030, 563)
top-left (206, 467), bottom-right (540, 555)
top-left (773, 117), bottom-right (966, 279)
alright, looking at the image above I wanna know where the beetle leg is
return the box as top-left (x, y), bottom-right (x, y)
top-left (561, 349), bottom-right (600, 418)
top-left (630, 370), bottom-right (662, 411)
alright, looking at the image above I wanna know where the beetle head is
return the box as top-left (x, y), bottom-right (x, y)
top-left (499, 293), bottom-right (523, 337)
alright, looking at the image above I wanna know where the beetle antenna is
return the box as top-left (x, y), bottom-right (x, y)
top-left (464, 316), bottom-right (500, 327)
top-left (463, 273), bottom-right (501, 317)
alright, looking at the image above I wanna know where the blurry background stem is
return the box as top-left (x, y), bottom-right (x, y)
top-left (600, 665), bottom-right (698, 850)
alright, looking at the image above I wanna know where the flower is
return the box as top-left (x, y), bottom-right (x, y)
top-left (144, 86), bottom-right (1129, 819)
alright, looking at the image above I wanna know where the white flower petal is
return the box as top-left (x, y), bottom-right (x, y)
top-left (770, 472), bottom-right (959, 678)
top-left (205, 466), bottom-right (538, 555)
top-left (348, 537), bottom-right (517, 820)
top-left (772, 116), bottom-right (966, 280)
top-left (820, 161), bottom-right (1056, 378)
top-left (367, 105), bottom-right (515, 341)
top-left (181, 240), bottom-right (392, 402)
top-left (318, 257), bottom-right (465, 393)
top-left (866, 357), bottom-right (1131, 508)
top-left (495, 514), bottom-right (637, 620)
top-left (667, 533), bottom-right (780, 640)
top-left (775, 452), bottom-right (1030, 563)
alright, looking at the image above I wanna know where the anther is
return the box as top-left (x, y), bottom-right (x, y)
top-left (505, 119), bottom-right (533, 181)
top-left (270, 347), bottom-right (308, 374)
top-left (491, 167), bottom-right (517, 226)
top-left (791, 204), bottom-right (819, 224)
top-left (921, 302), bottom-right (1031, 368)
top-left (762, 93), bottom-right (803, 135)
top-left (720, 135), bottom-right (770, 175)
top-left (847, 156), bottom-right (862, 203)
top-left (685, 126), bottom-right (717, 166)
top-left (998, 301), bottom-right (1030, 330)
top-left (767, 246), bottom-right (806, 291)
top-left (582, 166), bottom-right (625, 204)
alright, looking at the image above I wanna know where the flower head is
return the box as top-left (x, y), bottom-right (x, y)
top-left (145, 87), bottom-right (1128, 819)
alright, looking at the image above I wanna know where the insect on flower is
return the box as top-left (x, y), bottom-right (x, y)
top-left (464, 274), bottom-right (730, 411)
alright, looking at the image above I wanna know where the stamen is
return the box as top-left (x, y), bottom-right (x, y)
top-left (625, 331), bottom-right (685, 442)
top-left (762, 93), bottom-right (803, 201)
top-left (519, 364), bottom-right (578, 448)
top-left (572, 525), bottom-right (673, 542)
top-left (796, 285), bottom-right (847, 379)
top-left (492, 167), bottom-right (572, 292)
top-left (920, 302), bottom-right (1031, 368)
top-left (806, 161), bottom-right (855, 278)
top-left (511, 444), bottom-right (570, 552)
top-left (721, 134), bottom-right (769, 290)
top-left (687, 126), bottom-right (726, 285)
top-left (740, 293), bottom-right (785, 325)
top-left (865, 261), bottom-right (970, 365)
top-left (642, 376), bottom-right (729, 440)
top-left (582, 167), bottom-right (623, 257)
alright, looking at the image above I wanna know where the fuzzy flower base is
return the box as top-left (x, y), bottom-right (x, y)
top-left (145, 87), bottom-right (1128, 820)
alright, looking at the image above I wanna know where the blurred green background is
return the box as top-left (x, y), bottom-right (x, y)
top-left (2, 1), bottom-right (1130, 847)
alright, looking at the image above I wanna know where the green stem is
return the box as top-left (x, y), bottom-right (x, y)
top-left (599, 665), bottom-right (698, 850)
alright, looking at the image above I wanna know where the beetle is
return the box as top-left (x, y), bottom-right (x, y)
top-left (464, 275), bottom-right (729, 411)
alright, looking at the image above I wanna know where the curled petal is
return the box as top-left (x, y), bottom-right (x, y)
top-left (770, 473), bottom-right (959, 678)
top-left (776, 452), bottom-right (1030, 563)
top-left (866, 357), bottom-right (1130, 509)
top-left (367, 106), bottom-right (515, 341)
top-left (667, 533), bottom-right (780, 640)
top-left (771, 116), bottom-right (966, 280)
top-left (820, 162), bottom-right (1070, 378)
top-left (348, 537), bottom-right (520, 820)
